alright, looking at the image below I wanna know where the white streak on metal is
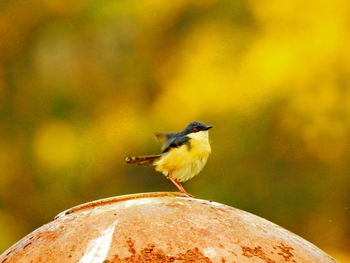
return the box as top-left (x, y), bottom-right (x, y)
top-left (203, 247), bottom-right (217, 258)
top-left (122, 198), bottom-right (155, 208)
top-left (79, 224), bottom-right (115, 263)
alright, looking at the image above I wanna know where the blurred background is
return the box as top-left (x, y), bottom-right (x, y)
top-left (0, 0), bottom-right (349, 261)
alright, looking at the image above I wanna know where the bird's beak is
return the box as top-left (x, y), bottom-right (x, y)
top-left (204, 125), bottom-right (213, 130)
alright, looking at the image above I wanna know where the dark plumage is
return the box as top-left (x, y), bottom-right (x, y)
top-left (157, 135), bottom-right (190, 153)
top-left (125, 155), bottom-right (161, 165)
top-left (155, 121), bottom-right (212, 153)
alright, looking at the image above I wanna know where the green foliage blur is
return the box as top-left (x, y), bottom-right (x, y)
top-left (0, 0), bottom-right (349, 260)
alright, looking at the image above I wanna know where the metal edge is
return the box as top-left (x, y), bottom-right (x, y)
top-left (54, 192), bottom-right (190, 219)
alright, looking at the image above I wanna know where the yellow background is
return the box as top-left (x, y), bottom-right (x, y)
top-left (0, 0), bottom-right (349, 260)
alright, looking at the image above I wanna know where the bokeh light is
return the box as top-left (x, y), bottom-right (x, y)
top-left (0, 0), bottom-right (349, 260)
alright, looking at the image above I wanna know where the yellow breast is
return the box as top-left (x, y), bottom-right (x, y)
top-left (155, 131), bottom-right (211, 182)
top-left (187, 130), bottom-right (211, 155)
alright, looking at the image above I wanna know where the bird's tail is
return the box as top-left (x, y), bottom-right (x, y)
top-left (125, 154), bottom-right (161, 166)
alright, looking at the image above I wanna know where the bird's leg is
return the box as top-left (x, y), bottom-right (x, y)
top-left (168, 177), bottom-right (195, 198)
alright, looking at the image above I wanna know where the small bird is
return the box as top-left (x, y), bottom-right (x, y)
top-left (125, 121), bottom-right (213, 197)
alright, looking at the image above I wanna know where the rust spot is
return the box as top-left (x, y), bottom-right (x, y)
top-left (178, 247), bottom-right (212, 262)
top-left (35, 230), bottom-right (60, 241)
top-left (22, 242), bottom-right (32, 249)
top-left (126, 239), bottom-right (136, 255)
top-left (109, 240), bottom-right (212, 262)
top-left (241, 246), bottom-right (275, 263)
top-left (1, 248), bottom-right (16, 263)
top-left (221, 258), bottom-right (226, 262)
top-left (276, 243), bottom-right (295, 261)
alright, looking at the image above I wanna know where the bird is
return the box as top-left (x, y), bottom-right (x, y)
top-left (125, 121), bottom-right (213, 197)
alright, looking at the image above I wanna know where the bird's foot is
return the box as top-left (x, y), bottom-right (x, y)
top-left (168, 177), bottom-right (195, 198)
top-left (179, 191), bottom-right (196, 198)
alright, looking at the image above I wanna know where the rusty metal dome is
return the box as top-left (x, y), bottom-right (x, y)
top-left (0, 192), bottom-right (337, 262)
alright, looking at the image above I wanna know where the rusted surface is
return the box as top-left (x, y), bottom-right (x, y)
top-left (109, 239), bottom-right (211, 262)
top-left (241, 246), bottom-right (275, 263)
top-left (0, 192), bottom-right (338, 263)
top-left (274, 244), bottom-right (295, 261)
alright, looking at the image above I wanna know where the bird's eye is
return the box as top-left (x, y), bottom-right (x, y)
top-left (193, 127), bottom-right (199, 132)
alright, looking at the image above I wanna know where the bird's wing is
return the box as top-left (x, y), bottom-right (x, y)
top-left (161, 135), bottom-right (190, 153)
top-left (154, 132), bottom-right (178, 141)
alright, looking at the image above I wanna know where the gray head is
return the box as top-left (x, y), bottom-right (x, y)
top-left (183, 121), bottom-right (213, 135)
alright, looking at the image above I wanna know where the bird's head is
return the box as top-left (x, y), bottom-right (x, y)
top-left (183, 121), bottom-right (213, 135)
